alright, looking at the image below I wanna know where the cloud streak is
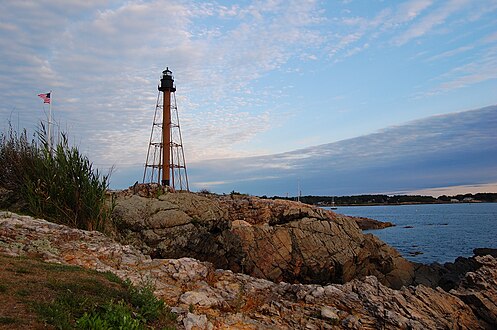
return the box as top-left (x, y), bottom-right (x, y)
top-left (393, 0), bottom-right (471, 45)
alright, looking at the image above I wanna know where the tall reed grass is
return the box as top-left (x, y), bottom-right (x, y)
top-left (0, 124), bottom-right (112, 231)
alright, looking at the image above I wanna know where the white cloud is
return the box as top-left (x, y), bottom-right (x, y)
top-left (0, 0), bottom-right (327, 170)
top-left (392, 0), bottom-right (433, 24)
top-left (426, 45), bottom-right (474, 61)
top-left (483, 31), bottom-right (497, 44)
top-left (406, 182), bottom-right (497, 197)
top-left (329, 0), bottom-right (434, 58)
top-left (422, 46), bottom-right (497, 95)
top-left (393, 0), bottom-right (471, 45)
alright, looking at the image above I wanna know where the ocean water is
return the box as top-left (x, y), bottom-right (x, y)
top-left (325, 203), bottom-right (497, 264)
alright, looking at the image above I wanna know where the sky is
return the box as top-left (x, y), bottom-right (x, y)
top-left (1, 0), bottom-right (497, 196)
top-left (185, 105), bottom-right (497, 196)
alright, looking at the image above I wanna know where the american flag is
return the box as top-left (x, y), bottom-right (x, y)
top-left (38, 92), bottom-right (51, 104)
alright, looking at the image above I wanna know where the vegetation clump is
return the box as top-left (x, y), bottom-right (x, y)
top-left (0, 254), bottom-right (176, 329)
top-left (0, 125), bottom-right (112, 231)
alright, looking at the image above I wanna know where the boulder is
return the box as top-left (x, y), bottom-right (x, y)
top-left (112, 191), bottom-right (414, 288)
top-left (352, 216), bottom-right (395, 230)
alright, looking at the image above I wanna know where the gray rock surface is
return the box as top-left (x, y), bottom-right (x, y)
top-left (112, 191), bottom-right (414, 288)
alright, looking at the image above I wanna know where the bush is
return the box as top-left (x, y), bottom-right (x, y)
top-left (77, 301), bottom-right (142, 330)
top-left (75, 281), bottom-right (174, 330)
top-left (0, 124), bottom-right (112, 231)
top-left (0, 126), bottom-right (37, 194)
top-left (126, 281), bottom-right (165, 322)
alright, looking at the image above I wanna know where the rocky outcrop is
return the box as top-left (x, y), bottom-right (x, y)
top-left (1, 212), bottom-right (495, 329)
top-left (413, 248), bottom-right (497, 291)
top-left (452, 255), bottom-right (497, 327)
top-left (352, 216), bottom-right (395, 230)
top-left (111, 191), bottom-right (414, 288)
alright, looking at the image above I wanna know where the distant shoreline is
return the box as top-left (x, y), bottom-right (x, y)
top-left (266, 192), bottom-right (497, 207)
top-left (322, 201), bottom-right (496, 207)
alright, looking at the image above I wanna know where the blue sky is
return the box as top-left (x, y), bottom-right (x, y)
top-left (1, 0), bottom-right (497, 195)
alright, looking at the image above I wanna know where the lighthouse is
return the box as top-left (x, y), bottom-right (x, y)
top-left (143, 68), bottom-right (189, 191)
top-left (158, 68), bottom-right (176, 187)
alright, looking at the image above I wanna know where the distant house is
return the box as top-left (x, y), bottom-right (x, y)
top-left (450, 198), bottom-right (460, 203)
top-left (463, 197), bottom-right (474, 202)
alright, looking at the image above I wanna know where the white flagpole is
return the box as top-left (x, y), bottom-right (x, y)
top-left (48, 90), bottom-right (52, 152)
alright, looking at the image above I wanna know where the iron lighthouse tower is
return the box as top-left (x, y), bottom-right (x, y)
top-left (143, 68), bottom-right (189, 191)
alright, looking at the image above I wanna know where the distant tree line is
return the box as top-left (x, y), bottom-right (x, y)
top-left (437, 193), bottom-right (497, 203)
top-left (264, 193), bottom-right (497, 206)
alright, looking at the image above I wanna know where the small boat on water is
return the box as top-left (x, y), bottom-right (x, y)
top-left (329, 196), bottom-right (337, 210)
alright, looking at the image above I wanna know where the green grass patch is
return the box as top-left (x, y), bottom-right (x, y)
top-left (14, 267), bottom-right (30, 274)
top-left (40, 262), bottom-right (83, 272)
top-left (16, 288), bottom-right (30, 297)
top-left (36, 280), bottom-right (174, 329)
top-left (0, 254), bottom-right (177, 329)
top-left (77, 300), bottom-right (143, 330)
top-left (0, 316), bottom-right (18, 325)
top-left (102, 270), bottom-right (122, 284)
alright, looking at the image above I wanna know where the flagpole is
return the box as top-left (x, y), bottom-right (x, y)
top-left (48, 90), bottom-right (52, 153)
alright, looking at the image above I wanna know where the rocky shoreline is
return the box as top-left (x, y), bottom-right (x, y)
top-left (1, 211), bottom-right (496, 329)
top-left (1, 185), bottom-right (496, 329)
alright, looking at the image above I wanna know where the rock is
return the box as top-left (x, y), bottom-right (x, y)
top-left (1, 211), bottom-right (495, 329)
top-left (180, 288), bottom-right (223, 308)
top-left (413, 249), bottom-right (497, 291)
top-left (439, 256), bottom-right (482, 291)
top-left (352, 216), bottom-right (395, 230)
top-left (183, 313), bottom-right (212, 330)
top-left (320, 306), bottom-right (339, 321)
top-left (452, 255), bottom-right (497, 327)
top-left (412, 262), bottom-right (445, 288)
top-left (112, 191), bottom-right (414, 288)
top-left (474, 248), bottom-right (497, 258)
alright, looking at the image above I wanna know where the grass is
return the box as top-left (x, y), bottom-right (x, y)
top-left (0, 316), bottom-right (17, 325)
top-left (0, 124), bottom-right (113, 232)
top-left (0, 254), bottom-right (176, 329)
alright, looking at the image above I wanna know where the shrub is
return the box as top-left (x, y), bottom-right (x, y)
top-left (126, 281), bottom-right (165, 322)
top-left (76, 301), bottom-right (142, 330)
top-left (0, 126), bottom-right (36, 195)
top-left (0, 124), bottom-right (112, 231)
top-left (75, 281), bottom-right (173, 330)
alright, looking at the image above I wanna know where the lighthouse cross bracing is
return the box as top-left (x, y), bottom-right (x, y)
top-left (143, 68), bottom-right (189, 191)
